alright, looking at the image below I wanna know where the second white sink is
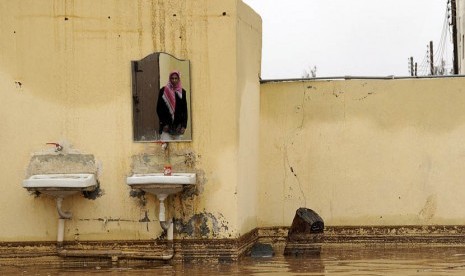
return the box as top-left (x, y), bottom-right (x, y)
top-left (126, 172), bottom-right (196, 223)
top-left (127, 173), bottom-right (196, 185)
top-left (126, 173), bottom-right (196, 197)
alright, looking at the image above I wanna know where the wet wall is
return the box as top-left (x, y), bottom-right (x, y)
top-left (259, 77), bottom-right (465, 227)
top-left (0, 0), bottom-right (261, 242)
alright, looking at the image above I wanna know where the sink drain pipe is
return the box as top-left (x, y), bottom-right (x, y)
top-left (55, 197), bottom-right (174, 261)
top-left (56, 197), bottom-right (72, 247)
top-left (57, 222), bottom-right (174, 261)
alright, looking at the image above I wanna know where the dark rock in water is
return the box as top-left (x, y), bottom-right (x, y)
top-left (288, 208), bottom-right (324, 236)
top-left (250, 243), bottom-right (274, 258)
top-left (284, 208), bottom-right (324, 256)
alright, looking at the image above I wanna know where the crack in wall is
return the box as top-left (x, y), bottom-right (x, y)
top-left (280, 83), bottom-right (310, 208)
top-left (353, 91), bottom-right (375, 101)
top-left (283, 141), bottom-right (307, 208)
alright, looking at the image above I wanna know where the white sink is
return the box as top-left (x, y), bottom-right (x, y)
top-left (23, 173), bottom-right (97, 198)
top-left (126, 173), bottom-right (196, 197)
top-left (127, 173), bottom-right (196, 223)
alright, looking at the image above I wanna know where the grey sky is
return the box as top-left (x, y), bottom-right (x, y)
top-left (242, 0), bottom-right (453, 79)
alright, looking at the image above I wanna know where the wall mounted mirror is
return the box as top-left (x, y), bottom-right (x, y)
top-left (131, 52), bottom-right (192, 142)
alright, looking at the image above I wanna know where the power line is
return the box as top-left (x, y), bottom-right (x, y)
top-left (410, 2), bottom-right (454, 76)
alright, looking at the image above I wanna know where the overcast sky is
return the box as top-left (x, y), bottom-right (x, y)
top-left (242, 0), bottom-right (454, 79)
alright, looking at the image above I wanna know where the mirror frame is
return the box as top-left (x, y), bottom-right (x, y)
top-left (131, 52), bottom-right (192, 142)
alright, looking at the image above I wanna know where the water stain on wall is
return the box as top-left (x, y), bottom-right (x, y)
top-left (175, 211), bottom-right (230, 238)
top-left (419, 194), bottom-right (437, 221)
top-left (129, 189), bottom-right (147, 207)
top-left (82, 182), bottom-right (103, 200)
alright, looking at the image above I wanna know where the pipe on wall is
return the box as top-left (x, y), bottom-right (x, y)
top-left (57, 246), bottom-right (174, 261)
top-left (56, 211), bottom-right (175, 261)
top-left (55, 193), bottom-right (175, 261)
top-left (56, 198), bottom-right (72, 219)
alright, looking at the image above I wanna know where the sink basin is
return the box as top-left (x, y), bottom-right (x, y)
top-left (23, 173), bottom-right (97, 198)
top-left (127, 173), bottom-right (196, 223)
top-left (126, 173), bottom-right (196, 197)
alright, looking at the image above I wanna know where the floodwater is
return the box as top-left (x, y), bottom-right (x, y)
top-left (3, 246), bottom-right (465, 275)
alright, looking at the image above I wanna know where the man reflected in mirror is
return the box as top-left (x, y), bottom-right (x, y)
top-left (157, 71), bottom-right (188, 141)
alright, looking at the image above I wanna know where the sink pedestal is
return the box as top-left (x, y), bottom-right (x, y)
top-left (157, 194), bottom-right (168, 222)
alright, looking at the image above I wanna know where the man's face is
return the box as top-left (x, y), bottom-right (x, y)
top-left (170, 74), bottom-right (179, 86)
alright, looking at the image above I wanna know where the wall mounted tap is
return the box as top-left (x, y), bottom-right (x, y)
top-left (46, 142), bottom-right (63, 152)
top-left (161, 142), bottom-right (168, 151)
top-left (153, 141), bottom-right (168, 151)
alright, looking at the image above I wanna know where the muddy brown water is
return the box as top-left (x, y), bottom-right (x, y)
top-left (2, 246), bottom-right (465, 275)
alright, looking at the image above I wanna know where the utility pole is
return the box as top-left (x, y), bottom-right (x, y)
top-left (429, 41), bottom-right (434, 75)
top-left (414, 62), bottom-right (417, 77)
top-left (409, 57), bottom-right (414, 76)
top-left (451, 0), bottom-right (459, 74)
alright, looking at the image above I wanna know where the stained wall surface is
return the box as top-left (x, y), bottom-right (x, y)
top-left (4, 0), bottom-right (463, 244)
top-left (0, 0), bottom-right (261, 241)
top-left (259, 78), bottom-right (465, 227)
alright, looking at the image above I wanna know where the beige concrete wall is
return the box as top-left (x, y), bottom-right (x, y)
top-left (0, 0), bottom-right (261, 242)
top-left (259, 77), bottom-right (465, 227)
top-left (236, 1), bottom-right (262, 234)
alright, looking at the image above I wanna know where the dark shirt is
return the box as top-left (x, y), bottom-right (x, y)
top-left (156, 88), bottom-right (188, 135)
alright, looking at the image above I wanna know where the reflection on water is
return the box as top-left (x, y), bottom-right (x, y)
top-left (3, 246), bottom-right (465, 275)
